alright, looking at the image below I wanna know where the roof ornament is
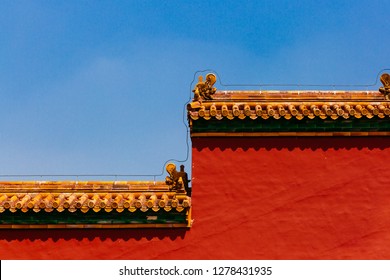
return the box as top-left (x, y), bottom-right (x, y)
top-left (192, 73), bottom-right (217, 101)
top-left (379, 73), bottom-right (390, 100)
top-left (165, 163), bottom-right (191, 195)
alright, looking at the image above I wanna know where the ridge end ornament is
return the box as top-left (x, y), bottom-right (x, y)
top-left (379, 73), bottom-right (390, 100)
top-left (192, 73), bottom-right (217, 101)
top-left (165, 163), bottom-right (191, 195)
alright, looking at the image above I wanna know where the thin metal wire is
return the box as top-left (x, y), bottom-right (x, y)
top-left (210, 68), bottom-right (390, 89)
top-left (0, 74), bottom-right (195, 181)
top-left (0, 174), bottom-right (156, 178)
top-left (1, 68), bottom-right (389, 180)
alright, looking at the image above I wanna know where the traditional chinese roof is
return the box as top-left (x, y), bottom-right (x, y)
top-left (188, 73), bottom-right (390, 136)
top-left (0, 164), bottom-right (192, 228)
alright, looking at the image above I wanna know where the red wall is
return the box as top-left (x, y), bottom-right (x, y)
top-left (1, 136), bottom-right (390, 259)
top-left (191, 137), bottom-right (390, 259)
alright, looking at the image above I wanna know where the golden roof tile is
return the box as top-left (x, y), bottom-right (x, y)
top-left (0, 181), bottom-right (191, 213)
top-left (0, 163), bottom-right (192, 228)
top-left (188, 91), bottom-right (390, 121)
top-left (188, 73), bottom-right (390, 136)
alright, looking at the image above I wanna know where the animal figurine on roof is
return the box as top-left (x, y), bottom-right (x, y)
top-left (379, 73), bottom-right (390, 100)
top-left (193, 73), bottom-right (217, 101)
top-left (165, 163), bottom-right (191, 195)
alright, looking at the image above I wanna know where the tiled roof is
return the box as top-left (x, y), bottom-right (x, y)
top-left (0, 182), bottom-right (191, 228)
top-left (0, 181), bottom-right (190, 214)
top-left (188, 73), bottom-right (390, 136)
top-left (0, 163), bottom-right (192, 228)
top-left (188, 91), bottom-right (390, 121)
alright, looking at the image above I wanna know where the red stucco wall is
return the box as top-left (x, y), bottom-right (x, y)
top-left (0, 136), bottom-right (389, 259)
top-left (191, 137), bottom-right (390, 259)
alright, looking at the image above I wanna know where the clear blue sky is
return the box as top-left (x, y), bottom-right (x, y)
top-left (1, 1), bottom-right (390, 180)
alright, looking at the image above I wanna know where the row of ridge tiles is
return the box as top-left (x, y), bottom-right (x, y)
top-left (0, 181), bottom-right (170, 191)
top-left (0, 192), bottom-right (191, 213)
top-left (189, 103), bottom-right (390, 120)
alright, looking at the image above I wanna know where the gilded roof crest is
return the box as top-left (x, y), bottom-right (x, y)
top-left (192, 73), bottom-right (217, 101)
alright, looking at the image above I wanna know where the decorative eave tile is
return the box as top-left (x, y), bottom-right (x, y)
top-left (0, 163), bottom-right (192, 228)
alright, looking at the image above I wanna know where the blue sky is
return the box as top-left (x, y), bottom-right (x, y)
top-left (1, 1), bottom-right (390, 180)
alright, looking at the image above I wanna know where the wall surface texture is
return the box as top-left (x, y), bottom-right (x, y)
top-left (0, 136), bottom-right (389, 259)
top-left (191, 136), bottom-right (390, 259)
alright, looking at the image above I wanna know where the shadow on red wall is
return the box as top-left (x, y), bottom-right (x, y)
top-left (193, 136), bottom-right (390, 151)
top-left (0, 228), bottom-right (188, 242)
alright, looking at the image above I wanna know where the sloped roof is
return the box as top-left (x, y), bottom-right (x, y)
top-left (188, 74), bottom-right (390, 136)
top-left (0, 181), bottom-right (190, 214)
top-left (188, 90), bottom-right (390, 121)
top-left (0, 164), bottom-right (192, 228)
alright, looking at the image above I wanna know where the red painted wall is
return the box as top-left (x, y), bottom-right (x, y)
top-left (1, 136), bottom-right (390, 259)
top-left (191, 137), bottom-right (390, 259)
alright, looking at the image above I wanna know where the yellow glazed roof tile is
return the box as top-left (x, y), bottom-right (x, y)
top-left (188, 73), bottom-right (390, 121)
top-left (188, 92), bottom-right (390, 121)
top-left (0, 181), bottom-right (191, 214)
top-left (0, 163), bottom-right (193, 228)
